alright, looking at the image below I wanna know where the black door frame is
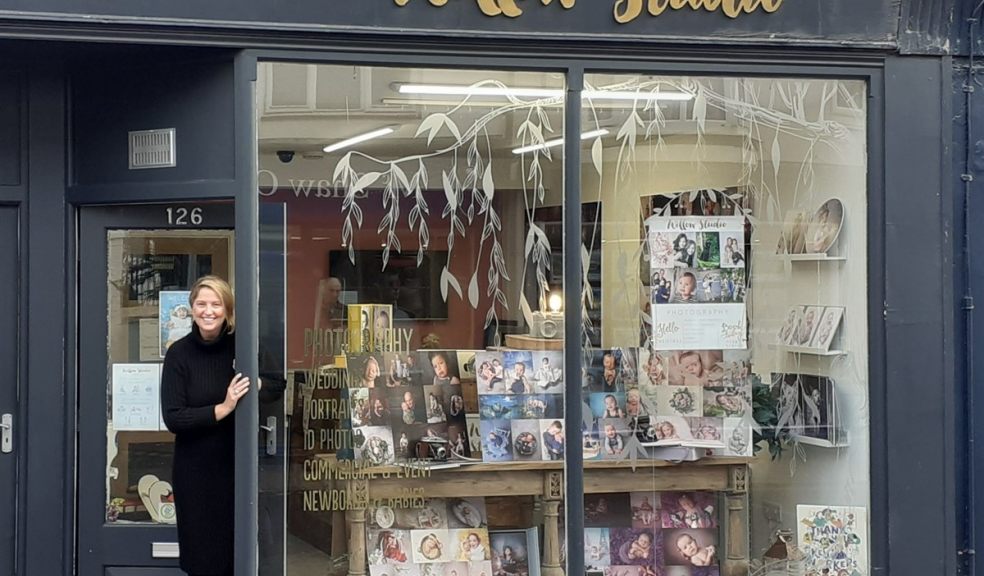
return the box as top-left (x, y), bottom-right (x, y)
top-left (76, 202), bottom-right (236, 575)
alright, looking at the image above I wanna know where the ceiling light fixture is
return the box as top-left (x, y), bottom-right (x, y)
top-left (397, 84), bottom-right (692, 102)
top-left (322, 126), bottom-right (397, 154)
top-left (511, 128), bottom-right (609, 155)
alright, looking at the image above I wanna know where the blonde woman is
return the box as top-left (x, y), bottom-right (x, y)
top-left (161, 275), bottom-right (249, 576)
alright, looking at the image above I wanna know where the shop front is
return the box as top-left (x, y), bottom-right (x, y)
top-left (0, 2), bottom-right (960, 576)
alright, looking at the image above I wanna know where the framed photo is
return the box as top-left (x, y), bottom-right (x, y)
top-left (776, 306), bottom-right (803, 346)
top-left (791, 306), bottom-right (823, 348)
top-left (490, 528), bottom-right (540, 576)
top-left (777, 209), bottom-right (809, 255)
top-left (810, 306), bottom-right (845, 351)
top-left (805, 198), bottom-right (845, 254)
top-left (158, 290), bottom-right (192, 357)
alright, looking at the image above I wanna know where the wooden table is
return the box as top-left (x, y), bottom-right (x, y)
top-left (503, 334), bottom-right (565, 350)
top-left (340, 458), bottom-right (750, 576)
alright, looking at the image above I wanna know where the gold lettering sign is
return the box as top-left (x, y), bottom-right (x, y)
top-left (394, 0), bottom-right (575, 18)
top-left (394, 0), bottom-right (781, 19)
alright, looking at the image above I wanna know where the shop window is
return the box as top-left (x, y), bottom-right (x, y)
top-left (257, 64), bottom-right (869, 576)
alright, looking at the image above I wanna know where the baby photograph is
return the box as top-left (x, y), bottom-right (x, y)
top-left (451, 529), bottom-right (491, 562)
top-left (411, 529), bottom-right (452, 564)
top-left (479, 420), bottom-right (513, 462)
top-left (423, 384), bottom-right (449, 424)
top-left (610, 528), bottom-right (662, 567)
top-left (502, 351), bottom-right (535, 395)
top-left (479, 395), bottom-right (518, 420)
top-left (600, 418), bottom-right (632, 460)
top-left (530, 351), bottom-right (565, 393)
top-left (686, 417), bottom-right (724, 448)
top-left (350, 353), bottom-right (384, 388)
top-left (448, 498), bottom-right (487, 529)
top-left (669, 269), bottom-right (701, 304)
top-left (539, 419), bottom-right (566, 461)
top-left (660, 492), bottom-right (717, 530)
top-left (663, 529), bottom-right (717, 567)
top-left (702, 387), bottom-right (748, 418)
top-left (638, 349), bottom-right (667, 390)
top-left (630, 492), bottom-right (660, 529)
top-left (468, 560), bottom-right (493, 576)
top-left (421, 350), bottom-right (462, 387)
top-left (517, 394), bottom-right (561, 420)
top-left (510, 420), bottom-right (542, 461)
top-left (368, 529), bottom-right (413, 566)
top-left (656, 386), bottom-right (702, 418)
top-left (456, 350), bottom-right (478, 382)
top-left (475, 351), bottom-right (506, 395)
top-left (585, 528), bottom-right (613, 569)
top-left (664, 350), bottom-right (724, 387)
top-left (354, 426), bottom-right (396, 467)
top-left (391, 387), bottom-right (426, 426)
top-left (590, 392), bottom-right (628, 419)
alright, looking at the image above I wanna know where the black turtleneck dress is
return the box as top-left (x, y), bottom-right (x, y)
top-left (161, 324), bottom-right (236, 575)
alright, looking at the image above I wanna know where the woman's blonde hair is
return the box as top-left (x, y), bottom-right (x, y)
top-left (188, 275), bottom-right (236, 333)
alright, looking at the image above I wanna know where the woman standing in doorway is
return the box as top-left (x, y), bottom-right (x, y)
top-left (162, 275), bottom-right (249, 576)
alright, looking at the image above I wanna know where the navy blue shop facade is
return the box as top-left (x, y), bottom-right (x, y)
top-left (0, 2), bottom-right (971, 576)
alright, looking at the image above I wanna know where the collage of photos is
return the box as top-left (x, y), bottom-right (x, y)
top-left (772, 373), bottom-right (843, 446)
top-left (646, 214), bottom-right (748, 351)
top-left (348, 350), bottom-right (478, 466)
top-left (367, 497), bottom-right (498, 576)
top-left (775, 305), bottom-right (845, 352)
top-left (475, 350), bottom-right (566, 462)
top-left (584, 491), bottom-right (721, 576)
top-left (776, 198), bottom-right (845, 256)
top-left (581, 348), bottom-right (753, 459)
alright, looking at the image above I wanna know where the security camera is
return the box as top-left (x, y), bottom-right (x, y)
top-left (276, 150), bottom-right (295, 163)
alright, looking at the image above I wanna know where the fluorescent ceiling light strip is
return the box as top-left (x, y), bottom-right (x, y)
top-left (512, 128), bottom-right (608, 155)
top-left (323, 126), bottom-right (396, 153)
top-left (398, 84), bottom-right (692, 102)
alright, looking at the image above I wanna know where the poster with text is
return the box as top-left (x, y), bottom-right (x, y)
top-left (647, 216), bottom-right (747, 351)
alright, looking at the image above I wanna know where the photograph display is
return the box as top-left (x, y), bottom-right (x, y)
top-left (772, 373), bottom-right (843, 446)
top-left (348, 350), bottom-right (475, 465)
top-left (159, 290), bottom-right (193, 357)
top-left (777, 199), bottom-right (845, 255)
top-left (647, 215), bottom-right (748, 350)
top-left (583, 491), bottom-right (720, 574)
top-left (776, 306), bottom-right (845, 352)
top-left (469, 346), bottom-right (753, 460)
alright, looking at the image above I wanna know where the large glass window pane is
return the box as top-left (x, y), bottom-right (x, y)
top-left (580, 74), bottom-right (868, 576)
top-left (257, 63), bottom-right (569, 576)
top-left (104, 230), bottom-right (234, 525)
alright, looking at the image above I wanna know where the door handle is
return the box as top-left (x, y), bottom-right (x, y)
top-left (1, 413), bottom-right (11, 453)
top-left (260, 416), bottom-right (276, 456)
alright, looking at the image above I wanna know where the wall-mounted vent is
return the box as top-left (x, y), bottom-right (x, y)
top-left (129, 128), bottom-right (176, 170)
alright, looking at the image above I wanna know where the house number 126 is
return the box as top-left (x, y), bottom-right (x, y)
top-left (166, 207), bottom-right (204, 226)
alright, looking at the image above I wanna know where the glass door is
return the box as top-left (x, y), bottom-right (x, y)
top-left (77, 203), bottom-right (234, 575)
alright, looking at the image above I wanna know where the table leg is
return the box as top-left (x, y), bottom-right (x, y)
top-left (347, 478), bottom-right (370, 576)
top-left (541, 500), bottom-right (565, 576)
top-left (723, 466), bottom-right (749, 576)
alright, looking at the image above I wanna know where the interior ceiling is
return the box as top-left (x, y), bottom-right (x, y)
top-left (256, 63), bottom-right (865, 161)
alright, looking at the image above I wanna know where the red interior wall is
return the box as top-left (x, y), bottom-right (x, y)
top-left (263, 188), bottom-right (492, 368)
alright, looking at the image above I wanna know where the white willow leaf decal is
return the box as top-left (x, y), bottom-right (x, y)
top-left (482, 165), bottom-right (495, 202)
top-left (468, 272), bottom-right (480, 309)
top-left (441, 266), bottom-right (462, 301)
top-left (591, 137), bottom-right (603, 177)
